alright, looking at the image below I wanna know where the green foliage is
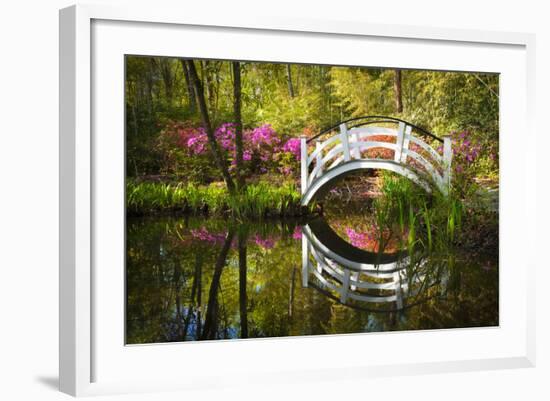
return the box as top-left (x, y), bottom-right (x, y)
top-left (329, 67), bottom-right (395, 117)
top-left (242, 63), bottom-right (335, 133)
top-left (154, 123), bottom-right (220, 182)
top-left (124, 56), bottom-right (500, 344)
top-left (126, 56), bottom-right (199, 176)
top-left (126, 56), bottom-right (499, 177)
top-left (374, 172), bottom-right (496, 255)
top-left (329, 67), bottom-right (498, 164)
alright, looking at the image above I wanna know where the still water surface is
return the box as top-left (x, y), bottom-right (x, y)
top-left (126, 212), bottom-right (498, 344)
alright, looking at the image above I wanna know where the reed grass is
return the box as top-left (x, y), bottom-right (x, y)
top-left (376, 172), bottom-right (465, 253)
top-left (126, 180), bottom-right (307, 218)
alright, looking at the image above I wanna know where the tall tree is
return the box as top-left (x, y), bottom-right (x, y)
top-left (185, 60), bottom-right (236, 193)
top-left (394, 69), bottom-right (403, 113)
top-left (286, 64), bottom-right (295, 98)
top-left (233, 61), bottom-right (245, 190)
top-left (145, 58), bottom-right (155, 115)
top-left (159, 58), bottom-right (174, 104)
top-left (203, 61), bottom-right (218, 122)
top-left (179, 59), bottom-right (196, 113)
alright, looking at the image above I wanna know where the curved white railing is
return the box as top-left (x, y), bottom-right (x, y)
top-left (300, 121), bottom-right (452, 205)
top-left (301, 231), bottom-right (430, 309)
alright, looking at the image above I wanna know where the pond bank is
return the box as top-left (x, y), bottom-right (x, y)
top-left (127, 180), bottom-right (316, 218)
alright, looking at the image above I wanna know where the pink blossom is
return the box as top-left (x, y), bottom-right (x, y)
top-left (253, 234), bottom-right (276, 249)
top-left (345, 227), bottom-right (374, 249)
top-left (185, 129), bottom-right (208, 155)
top-left (279, 166), bottom-right (293, 175)
top-left (282, 138), bottom-right (301, 160)
top-left (190, 227), bottom-right (226, 243)
top-left (249, 124), bottom-right (280, 146)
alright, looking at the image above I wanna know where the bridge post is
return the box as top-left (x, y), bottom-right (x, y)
top-left (442, 135), bottom-right (453, 195)
top-left (300, 135), bottom-right (308, 195)
top-left (394, 122), bottom-right (406, 162)
top-left (339, 123), bottom-right (351, 161)
top-left (400, 125), bottom-right (412, 163)
top-left (315, 140), bottom-right (324, 177)
top-left (352, 131), bottom-right (361, 159)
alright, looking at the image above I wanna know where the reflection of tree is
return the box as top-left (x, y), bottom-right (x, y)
top-left (126, 216), bottom-right (498, 344)
top-left (238, 230), bottom-right (248, 338)
top-left (182, 253), bottom-right (202, 340)
top-left (173, 260), bottom-right (183, 337)
top-left (288, 266), bottom-right (296, 321)
top-left (201, 229), bottom-right (235, 340)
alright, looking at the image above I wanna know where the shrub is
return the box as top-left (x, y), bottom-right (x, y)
top-left (156, 121), bottom-right (303, 182)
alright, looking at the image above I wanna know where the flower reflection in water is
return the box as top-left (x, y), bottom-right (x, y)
top-left (126, 215), bottom-right (498, 344)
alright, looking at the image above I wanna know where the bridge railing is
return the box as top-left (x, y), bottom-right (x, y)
top-left (300, 118), bottom-right (452, 198)
top-left (301, 231), bottom-right (432, 309)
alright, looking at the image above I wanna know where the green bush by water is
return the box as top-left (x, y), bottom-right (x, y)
top-left (376, 172), bottom-right (467, 252)
top-left (127, 180), bottom-right (307, 218)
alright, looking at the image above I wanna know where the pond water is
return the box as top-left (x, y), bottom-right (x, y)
top-left (126, 211), bottom-right (498, 344)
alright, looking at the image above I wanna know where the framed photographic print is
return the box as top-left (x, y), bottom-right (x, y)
top-left (59, 4), bottom-right (536, 396)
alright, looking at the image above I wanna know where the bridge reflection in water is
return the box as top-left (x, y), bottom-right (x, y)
top-left (301, 218), bottom-right (448, 312)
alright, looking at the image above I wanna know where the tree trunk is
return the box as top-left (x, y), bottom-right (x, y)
top-left (200, 230), bottom-right (235, 340)
top-left (203, 61), bottom-right (217, 122)
top-left (159, 58), bottom-right (174, 104)
top-left (232, 61), bottom-right (245, 190)
top-left (145, 58), bottom-right (155, 116)
top-left (286, 64), bottom-right (295, 98)
top-left (185, 60), bottom-right (236, 194)
top-left (394, 69), bottom-right (403, 113)
top-left (238, 230), bottom-right (248, 338)
top-left (180, 59), bottom-right (196, 113)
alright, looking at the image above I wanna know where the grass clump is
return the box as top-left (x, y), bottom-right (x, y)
top-left (127, 180), bottom-right (309, 218)
top-left (375, 172), bottom-right (465, 253)
top-left (373, 171), bottom-right (496, 255)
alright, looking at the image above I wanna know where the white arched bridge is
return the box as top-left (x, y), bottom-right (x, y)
top-left (300, 116), bottom-right (453, 205)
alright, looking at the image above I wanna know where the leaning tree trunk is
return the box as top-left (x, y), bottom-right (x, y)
top-left (394, 69), bottom-right (403, 113)
top-left (232, 61), bottom-right (245, 190)
top-left (185, 60), bottom-right (236, 194)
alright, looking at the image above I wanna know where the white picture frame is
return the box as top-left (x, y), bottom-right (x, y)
top-left (59, 3), bottom-right (536, 397)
